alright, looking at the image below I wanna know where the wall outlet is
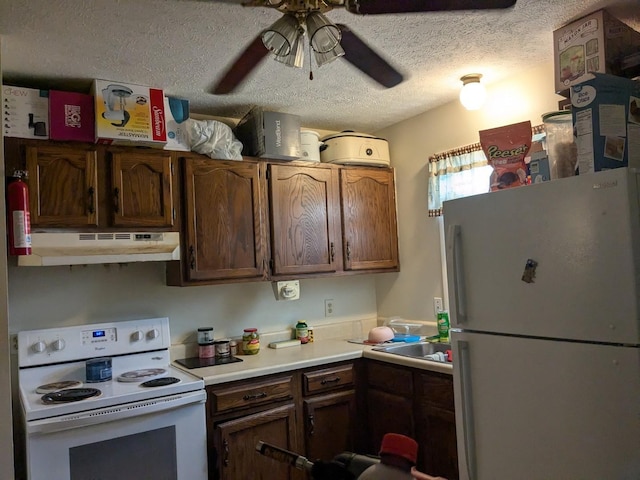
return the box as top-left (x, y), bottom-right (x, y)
top-left (434, 297), bottom-right (444, 316)
top-left (325, 299), bottom-right (334, 317)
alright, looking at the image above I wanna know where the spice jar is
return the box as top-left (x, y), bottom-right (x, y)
top-left (242, 328), bottom-right (260, 355)
top-left (198, 327), bottom-right (215, 359)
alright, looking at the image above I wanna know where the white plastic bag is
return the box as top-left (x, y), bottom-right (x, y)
top-left (184, 118), bottom-right (243, 160)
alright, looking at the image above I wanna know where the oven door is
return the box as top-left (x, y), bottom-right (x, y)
top-left (25, 391), bottom-right (207, 480)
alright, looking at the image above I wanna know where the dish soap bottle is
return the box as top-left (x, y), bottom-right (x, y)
top-left (295, 321), bottom-right (310, 344)
top-left (437, 311), bottom-right (450, 343)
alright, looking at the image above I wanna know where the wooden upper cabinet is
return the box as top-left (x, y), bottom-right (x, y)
top-left (340, 167), bottom-right (399, 271)
top-left (268, 164), bottom-right (341, 276)
top-left (182, 158), bottom-right (265, 282)
top-left (26, 143), bottom-right (99, 227)
top-left (109, 150), bottom-right (174, 227)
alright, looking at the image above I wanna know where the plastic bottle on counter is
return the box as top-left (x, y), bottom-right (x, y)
top-left (437, 311), bottom-right (450, 343)
top-left (242, 328), bottom-right (260, 355)
top-left (295, 320), bottom-right (309, 344)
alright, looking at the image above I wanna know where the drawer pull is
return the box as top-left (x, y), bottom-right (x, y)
top-left (223, 439), bottom-right (229, 466)
top-left (320, 376), bottom-right (341, 385)
top-left (243, 392), bottom-right (268, 401)
top-left (308, 414), bottom-right (315, 435)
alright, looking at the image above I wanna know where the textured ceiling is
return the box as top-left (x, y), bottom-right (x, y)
top-left (1, 0), bottom-right (639, 132)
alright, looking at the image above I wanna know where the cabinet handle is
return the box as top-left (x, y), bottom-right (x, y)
top-left (189, 246), bottom-right (195, 270)
top-left (346, 242), bottom-right (351, 260)
top-left (330, 242), bottom-right (335, 262)
top-left (242, 392), bottom-right (267, 401)
top-left (223, 439), bottom-right (229, 466)
top-left (87, 187), bottom-right (95, 214)
top-left (113, 187), bottom-right (119, 213)
top-left (308, 414), bottom-right (315, 435)
top-left (320, 376), bottom-right (341, 385)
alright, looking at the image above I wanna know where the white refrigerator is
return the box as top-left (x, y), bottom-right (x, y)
top-left (443, 168), bottom-right (640, 480)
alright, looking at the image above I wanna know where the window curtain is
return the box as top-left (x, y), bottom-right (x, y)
top-left (427, 125), bottom-right (546, 217)
top-left (427, 144), bottom-right (490, 217)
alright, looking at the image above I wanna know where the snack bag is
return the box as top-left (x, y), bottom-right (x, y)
top-left (480, 121), bottom-right (532, 191)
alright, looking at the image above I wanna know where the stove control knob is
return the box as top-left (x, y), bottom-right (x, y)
top-left (32, 341), bottom-right (47, 353)
top-left (51, 339), bottom-right (66, 351)
top-left (131, 330), bottom-right (144, 342)
top-left (147, 328), bottom-right (160, 340)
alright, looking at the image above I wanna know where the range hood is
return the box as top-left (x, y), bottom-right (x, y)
top-left (18, 232), bottom-right (181, 266)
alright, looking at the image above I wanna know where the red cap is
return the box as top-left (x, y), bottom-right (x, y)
top-left (379, 433), bottom-right (418, 465)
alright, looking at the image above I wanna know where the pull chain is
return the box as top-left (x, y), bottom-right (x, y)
top-left (308, 42), bottom-right (313, 81)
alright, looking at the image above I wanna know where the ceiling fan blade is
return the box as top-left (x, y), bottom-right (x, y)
top-left (337, 24), bottom-right (403, 88)
top-left (345, 0), bottom-right (517, 14)
top-left (212, 35), bottom-right (270, 94)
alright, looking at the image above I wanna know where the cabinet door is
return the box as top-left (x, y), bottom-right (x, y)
top-left (183, 158), bottom-right (265, 281)
top-left (415, 371), bottom-right (458, 480)
top-left (303, 390), bottom-right (356, 463)
top-left (110, 150), bottom-right (174, 227)
top-left (268, 164), bottom-right (341, 275)
top-left (26, 144), bottom-right (98, 227)
top-left (215, 404), bottom-right (299, 480)
top-left (340, 167), bottom-right (399, 271)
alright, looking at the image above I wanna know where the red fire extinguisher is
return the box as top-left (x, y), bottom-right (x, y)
top-left (7, 170), bottom-right (32, 256)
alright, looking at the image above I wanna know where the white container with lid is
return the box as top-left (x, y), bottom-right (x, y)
top-left (300, 130), bottom-right (323, 162)
top-left (542, 111), bottom-right (577, 180)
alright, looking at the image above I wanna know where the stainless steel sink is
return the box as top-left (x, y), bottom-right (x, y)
top-left (372, 341), bottom-right (451, 362)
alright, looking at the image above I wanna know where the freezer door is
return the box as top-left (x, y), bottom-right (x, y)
top-left (452, 330), bottom-right (640, 480)
top-left (444, 168), bottom-right (640, 344)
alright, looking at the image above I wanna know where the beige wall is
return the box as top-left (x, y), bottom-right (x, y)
top-left (0, 35), bottom-right (16, 480)
top-left (375, 61), bottom-right (566, 322)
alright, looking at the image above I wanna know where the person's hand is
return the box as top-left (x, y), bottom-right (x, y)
top-left (411, 466), bottom-right (447, 480)
top-left (311, 460), bottom-right (356, 480)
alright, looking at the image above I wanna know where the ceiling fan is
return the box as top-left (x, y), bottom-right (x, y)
top-left (210, 0), bottom-right (518, 94)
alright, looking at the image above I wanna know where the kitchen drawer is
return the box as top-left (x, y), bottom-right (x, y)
top-left (414, 371), bottom-right (454, 411)
top-left (302, 363), bottom-right (354, 396)
top-left (365, 361), bottom-right (413, 397)
top-left (208, 375), bottom-right (294, 414)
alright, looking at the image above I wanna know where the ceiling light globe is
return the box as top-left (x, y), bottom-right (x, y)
top-left (459, 75), bottom-right (487, 111)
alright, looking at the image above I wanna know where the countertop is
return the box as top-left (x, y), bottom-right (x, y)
top-left (173, 338), bottom-right (453, 385)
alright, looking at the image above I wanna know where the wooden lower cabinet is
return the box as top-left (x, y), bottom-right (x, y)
top-left (214, 404), bottom-right (300, 480)
top-left (303, 390), bottom-right (357, 463)
top-left (363, 360), bottom-right (458, 480)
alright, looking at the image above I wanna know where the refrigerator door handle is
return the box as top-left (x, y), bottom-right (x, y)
top-left (458, 339), bottom-right (477, 480)
top-left (448, 224), bottom-right (468, 324)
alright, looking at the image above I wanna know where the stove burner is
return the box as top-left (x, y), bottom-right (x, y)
top-left (141, 377), bottom-right (181, 388)
top-left (117, 368), bottom-right (167, 382)
top-left (41, 388), bottom-right (101, 404)
top-left (35, 380), bottom-right (83, 394)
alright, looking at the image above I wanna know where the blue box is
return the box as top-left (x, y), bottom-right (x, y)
top-left (570, 73), bottom-right (640, 173)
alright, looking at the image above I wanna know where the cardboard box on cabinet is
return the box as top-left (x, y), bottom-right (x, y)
top-left (48, 90), bottom-right (95, 142)
top-left (2, 85), bottom-right (49, 139)
top-left (233, 107), bottom-right (301, 160)
top-left (163, 96), bottom-right (190, 151)
top-left (553, 9), bottom-right (640, 96)
top-left (92, 79), bottom-right (167, 147)
top-left (570, 73), bottom-right (640, 173)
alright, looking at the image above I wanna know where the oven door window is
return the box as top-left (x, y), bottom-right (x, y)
top-left (70, 426), bottom-right (177, 480)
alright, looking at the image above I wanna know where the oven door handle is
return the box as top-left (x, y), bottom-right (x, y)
top-left (26, 390), bottom-right (206, 435)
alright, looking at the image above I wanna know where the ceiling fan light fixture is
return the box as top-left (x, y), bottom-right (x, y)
top-left (274, 28), bottom-right (305, 68)
top-left (306, 11), bottom-right (342, 53)
top-left (314, 42), bottom-right (345, 67)
top-left (459, 74), bottom-right (487, 111)
top-left (261, 14), bottom-right (300, 57)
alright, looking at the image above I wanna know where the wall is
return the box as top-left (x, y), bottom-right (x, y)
top-left (374, 61), bottom-right (565, 321)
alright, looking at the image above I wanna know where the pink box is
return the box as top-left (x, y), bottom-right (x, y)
top-left (48, 90), bottom-right (95, 142)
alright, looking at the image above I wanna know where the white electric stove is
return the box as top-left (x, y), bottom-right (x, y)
top-left (17, 317), bottom-right (207, 480)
